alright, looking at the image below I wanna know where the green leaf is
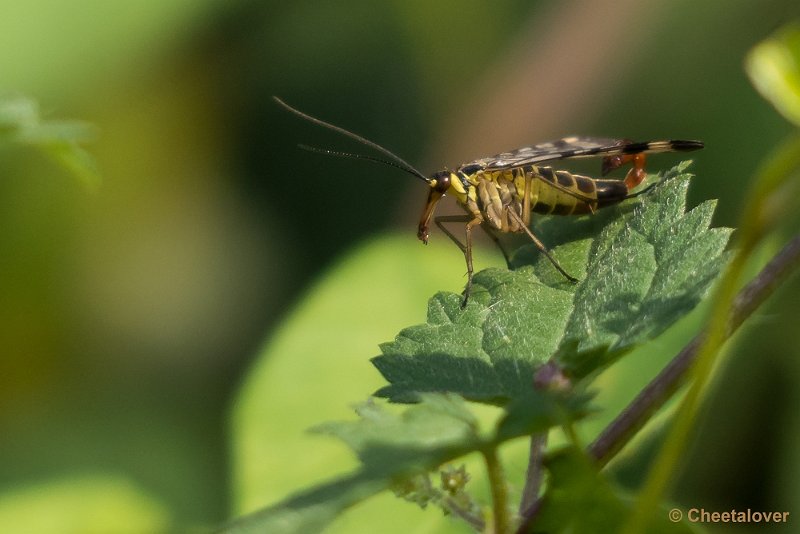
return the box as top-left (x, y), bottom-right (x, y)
top-left (374, 164), bottom-right (731, 401)
top-left (313, 395), bottom-right (483, 477)
top-left (224, 395), bottom-right (483, 534)
top-left (0, 96), bottom-right (100, 188)
top-left (374, 285), bottom-right (569, 403)
top-left (496, 386), bottom-right (595, 443)
top-left (555, 168), bottom-right (731, 375)
top-left (220, 473), bottom-right (388, 534)
top-left (230, 235), bottom-right (499, 533)
top-left (225, 389), bottom-right (588, 534)
top-left (746, 23), bottom-right (800, 127)
top-left (530, 447), bottom-right (700, 533)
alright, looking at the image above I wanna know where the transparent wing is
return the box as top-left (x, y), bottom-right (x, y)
top-left (461, 137), bottom-right (703, 172)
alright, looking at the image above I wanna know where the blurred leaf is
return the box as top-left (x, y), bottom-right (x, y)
top-left (40, 143), bottom-right (101, 189)
top-left (496, 386), bottom-right (595, 443)
top-left (0, 96), bottom-right (99, 188)
top-left (374, 163), bottom-right (731, 401)
top-left (313, 395), bottom-right (482, 476)
top-left (0, 1), bottom-right (221, 97)
top-left (0, 475), bottom-right (170, 534)
top-left (225, 390), bottom-right (589, 534)
top-left (230, 234), bottom-right (502, 533)
top-left (530, 447), bottom-right (699, 533)
top-left (220, 473), bottom-right (388, 534)
top-left (225, 395), bottom-right (482, 534)
top-left (746, 23), bottom-right (800, 127)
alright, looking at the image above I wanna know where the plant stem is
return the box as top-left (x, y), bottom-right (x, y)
top-left (483, 446), bottom-right (510, 534)
top-left (442, 496), bottom-right (486, 532)
top-left (516, 234), bottom-right (800, 533)
top-left (623, 133), bottom-right (800, 533)
top-left (588, 233), bottom-right (800, 466)
top-left (518, 433), bottom-right (547, 517)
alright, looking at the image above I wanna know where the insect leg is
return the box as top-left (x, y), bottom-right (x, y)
top-left (506, 209), bottom-right (578, 283)
top-left (623, 153), bottom-right (647, 189)
top-left (480, 222), bottom-right (514, 268)
top-left (602, 152), bottom-right (647, 190)
top-left (522, 172), bottom-right (532, 227)
top-left (435, 215), bottom-right (482, 307)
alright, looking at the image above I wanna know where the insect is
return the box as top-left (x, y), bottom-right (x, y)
top-left (274, 97), bottom-right (703, 305)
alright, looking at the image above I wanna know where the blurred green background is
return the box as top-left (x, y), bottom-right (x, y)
top-left (2, 0), bottom-right (800, 532)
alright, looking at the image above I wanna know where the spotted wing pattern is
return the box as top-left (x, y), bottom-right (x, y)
top-left (460, 136), bottom-right (703, 172)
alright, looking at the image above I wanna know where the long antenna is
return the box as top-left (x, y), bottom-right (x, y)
top-left (298, 145), bottom-right (429, 178)
top-left (274, 96), bottom-right (431, 184)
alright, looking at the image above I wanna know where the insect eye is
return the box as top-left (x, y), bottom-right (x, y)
top-left (432, 171), bottom-right (451, 192)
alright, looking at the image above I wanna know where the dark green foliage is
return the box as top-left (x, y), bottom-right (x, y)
top-left (530, 448), bottom-right (697, 533)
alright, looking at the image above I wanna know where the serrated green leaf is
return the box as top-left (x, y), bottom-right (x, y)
top-left (374, 275), bottom-right (573, 402)
top-left (313, 395), bottom-right (482, 476)
top-left (556, 174), bottom-right (733, 375)
top-left (529, 447), bottom-right (700, 533)
top-left (375, 164), bottom-right (731, 401)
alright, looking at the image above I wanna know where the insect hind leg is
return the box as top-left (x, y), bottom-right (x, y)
top-left (505, 209), bottom-right (578, 283)
top-left (602, 152), bottom-right (647, 190)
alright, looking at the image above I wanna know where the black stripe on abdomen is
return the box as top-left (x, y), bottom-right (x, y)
top-left (594, 179), bottom-right (629, 207)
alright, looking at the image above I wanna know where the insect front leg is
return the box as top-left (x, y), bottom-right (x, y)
top-left (434, 214), bottom-right (482, 307)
